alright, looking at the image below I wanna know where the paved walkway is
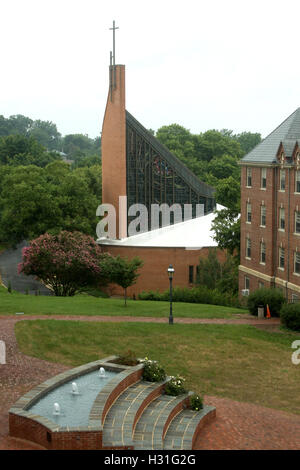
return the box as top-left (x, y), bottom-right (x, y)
top-left (0, 241), bottom-right (51, 295)
top-left (0, 314), bottom-right (299, 450)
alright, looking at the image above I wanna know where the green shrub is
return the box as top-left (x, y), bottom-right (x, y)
top-left (141, 358), bottom-right (166, 382)
top-left (280, 303), bottom-right (300, 331)
top-left (189, 393), bottom-right (203, 411)
top-left (247, 288), bottom-right (286, 317)
top-left (114, 349), bottom-right (139, 366)
top-left (138, 286), bottom-right (239, 308)
top-left (164, 375), bottom-right (186, 396)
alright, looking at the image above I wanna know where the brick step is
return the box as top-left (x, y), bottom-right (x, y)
top-left (163, 406), bottom-right (217, 450)
top-left (132, 393), bottom-right (191, 450)
top-left (102, 379), bottom-right (168, 448)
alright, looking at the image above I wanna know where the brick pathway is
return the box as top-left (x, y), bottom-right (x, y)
top-left (0, 314), bottom-right (299, 450)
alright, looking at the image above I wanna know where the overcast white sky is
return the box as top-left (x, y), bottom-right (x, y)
top-left (1, 0), bottom-right (300, 139)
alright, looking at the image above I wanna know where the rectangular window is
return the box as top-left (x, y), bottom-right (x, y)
top-left (246, 167), bottom-right (252, 187)
top-left (296, 171), bottom-right (300, 193)
top-left (246, 202), bottom-right (252, 223)
top-left (292, 293), bottom-right (299, 303)
top-left (294, 252), bottom-right (300, 275)
top-left (279, 207), bottom-right (285, 230)
top-left (245, 276), bottom-right (250, 290)
top-left (189, 265), bottom-right (194, 283)
top-left (280, 169), bottom-right (285, 191)
top-left (279, 247), bottom-right (285, 269)
top-left (260, 242), bottom-right (266, 264)
top-left (261, 168), bottom-right (267, 189)
top-left (295, 211), bottom-right (300, 234)
top-left (261, 205), bottom-right (266, 227)
top-left (258, 281), bottom-right (264, 289)
top-left (196, 265), bottom-right (200, 282)
top-left (246, 238), bottom-right (251, 259)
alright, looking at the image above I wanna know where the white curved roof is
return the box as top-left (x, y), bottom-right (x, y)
top-left (97, 204), bottom-right (225, 249)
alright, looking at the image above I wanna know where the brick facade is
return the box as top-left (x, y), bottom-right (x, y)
top-left (101, 244), bottom-right (226, 297)
top-left (101, 64), bottom-right (127, 239)
top-left (239, 154), bottom-right (300, 300)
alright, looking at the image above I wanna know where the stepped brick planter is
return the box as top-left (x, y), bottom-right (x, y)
top-left (9, 356), bottom-right (216, 450)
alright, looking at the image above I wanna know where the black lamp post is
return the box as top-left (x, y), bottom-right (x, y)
top-left (167, 264), bottom-right (175, 324)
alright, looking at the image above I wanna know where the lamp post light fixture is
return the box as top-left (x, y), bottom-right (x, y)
top-left (167, 264), bottom-right (175, 324)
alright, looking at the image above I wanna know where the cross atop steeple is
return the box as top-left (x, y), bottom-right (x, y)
top-left (109, 20), bottom-right (119, 67)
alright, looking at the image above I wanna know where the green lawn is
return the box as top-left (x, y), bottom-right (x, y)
top-left (0, 286), bottom-right (248, 319)
top-left (15, 319), bottom-right (300, 415)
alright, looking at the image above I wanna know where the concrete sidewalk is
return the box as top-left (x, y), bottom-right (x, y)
top-left (0, 241), bottom-right (52, 295)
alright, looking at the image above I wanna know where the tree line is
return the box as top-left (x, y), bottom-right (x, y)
top-left (0, 113), bottom-right (261, 250)
top-left (0, 114), bottom-right (101, 164)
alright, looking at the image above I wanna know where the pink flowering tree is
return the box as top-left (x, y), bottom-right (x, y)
top-left (18, 231), bottom-right (112, 296)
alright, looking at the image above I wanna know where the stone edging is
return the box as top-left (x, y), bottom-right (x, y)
top-left (9, 355), bottom-right (142, 449)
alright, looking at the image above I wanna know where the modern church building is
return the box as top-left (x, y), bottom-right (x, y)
top-left (97, 60), bottom-right (225, 296)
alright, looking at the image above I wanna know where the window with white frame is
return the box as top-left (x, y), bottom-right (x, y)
top-left (260, 241), bottom-right (266, 264)
top-left (279, 207), bottom-right (285, 230)
top-left (280, 169), bottom-right (286, 191)
top-left (261, 168), bottom-right (267, 189)
top-left (261, 205), bottom-right (266, 227)
top-left (295, 211), bottom-right (300, 234)
top-left (246, 237), bottom-right (251, 259)
top-left (296, 170), bottom-right (300, 193)
top-left (279, 247), bottom-right (285, 269)
top-left (246, 167), bottom-right (252, 187)
top-left (245, 276), bottom-right (250, 290)
top-left (246, 202), bottom-right (252, 223)
top-left (294, 252), bottom-right (300, 275)
top-left (258, 281), bottom-right (264, 289)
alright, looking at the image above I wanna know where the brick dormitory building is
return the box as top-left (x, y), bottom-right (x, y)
top-left (239, 107), bottom-right (300, 301)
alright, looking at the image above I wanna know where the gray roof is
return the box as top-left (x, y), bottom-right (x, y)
top-left (241, 107), bottom-right (300, 163)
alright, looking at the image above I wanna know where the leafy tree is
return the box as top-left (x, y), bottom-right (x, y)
top-left (19, 231), bottom-right (111, 296)
top-left (196, 249), bottom-right (238, 294)
top-left (193, 130), bottom-right (243, 162)
top-left (0, 134), bottom-right (59, 167)
top-left (156, 124), bottom-right (195, 161)
top-left (214, 176), bottom-right (241, 211)
top-left (233, 131), bottom-right (261, 155)
top-left (0, 165), bottom-right (61, 244)
top-left (28, 120), bottom-right (62, 150)
top-left (207, 154), bottom-right (240, 181)
top-left (0, 162), bottom-right (101, 244)
top-left (196, 248), bottom-right (222, 290)
top-left (73, 155), bottom-right (101, 168)
top-left (63, 134), bottom-right (94, 161)
top-left (211, 208), bottom-right (240, 257)
top-left (6, 114), bottom-right (33, 136)
top-left (109, 256), bottom-right (144, 306)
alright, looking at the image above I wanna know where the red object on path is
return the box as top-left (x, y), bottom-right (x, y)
top-left (266, 304), bottom-right (271, 318)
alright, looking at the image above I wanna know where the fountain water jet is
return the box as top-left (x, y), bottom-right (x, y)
top-left (99, 367), bottom-right (106, 378)
top-left (71, 382), bottom-right (79, 394)
top-left (53, 402), bottom-right (61, 415)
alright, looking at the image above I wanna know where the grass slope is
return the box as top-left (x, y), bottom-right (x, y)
top-left (0, 286), bottom-right (247, 318)
top-left (15, 319), bottom-right (300, 415)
